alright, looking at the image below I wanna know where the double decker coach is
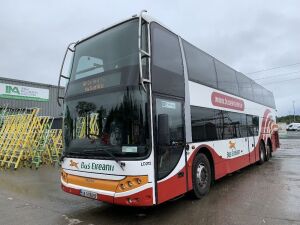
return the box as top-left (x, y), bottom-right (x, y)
top-left (58, 11), bottom-right (280, 206)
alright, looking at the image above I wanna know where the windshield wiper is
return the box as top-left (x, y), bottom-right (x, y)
top-left (83, 148), bottom-right (125, 171)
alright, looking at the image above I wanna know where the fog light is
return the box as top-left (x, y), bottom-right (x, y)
top-left (127, 181), bottom-right (133, 187)
top-left (136, 178), bottom-right (142, 184)
top-left (120, 183), bottom-right (125, 190)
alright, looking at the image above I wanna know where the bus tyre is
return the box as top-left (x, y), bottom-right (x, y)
top-left (265, 143), bottom-right (271, 161)
top-left (192, 153), bottom-right (211, 199)
top-left (268, 141), bottom-right (273, 158)
top-left (258, 142), bottom-right (266, 165)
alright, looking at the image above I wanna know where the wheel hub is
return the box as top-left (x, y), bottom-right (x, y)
top-left (196, 164), bottom-right (208, 188)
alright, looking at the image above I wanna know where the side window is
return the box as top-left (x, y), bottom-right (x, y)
top-left (151, 23), bottom-right (184, 97)
top-left (152, 24), bottom-right (183, 76)
top-left (252, 82), bottom-right (264, 105)
top-left (183, 40), bottom-right (218, 88)
top-left (156, 99), bottom-right (184, 142)
top-left (253, 116), bottom-right (259, 136)
top-left (240, 114), bottom-right (248, 137)
top-left (215, 60), bottom-right (239, 96)
top-left (236, 72), bottom-right (254, 101)
top-left (247, 115), bottom-right (259, 136)
top-left (156, 98), bottom-right (184, 179)
top-left (222, 111), bottom-right (241, 139)
top-left (191, 107), bottom-right (218, 142)
top-left (268, 91), bottom-right (276, 109)
top-left (263, 89), bottom-right (276, 108)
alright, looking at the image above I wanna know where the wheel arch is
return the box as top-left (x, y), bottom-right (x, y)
top-left (260, 138), bottom-right (266, 148)
top-left (194, 147), bottom-right (215, 182)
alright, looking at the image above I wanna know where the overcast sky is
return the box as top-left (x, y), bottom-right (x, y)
top-left (0, 0), bottom-right (299, 116)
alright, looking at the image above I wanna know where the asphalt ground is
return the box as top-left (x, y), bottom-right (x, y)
top-left (0, 139), bottom-right (300, 225)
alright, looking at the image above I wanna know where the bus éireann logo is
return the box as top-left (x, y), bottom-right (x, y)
top-left (69, 160), bottom-right (79, 169)
top-left (228, 140), bottom-right (236, 150)
top-left (6, 85), bottom-right (20, 95)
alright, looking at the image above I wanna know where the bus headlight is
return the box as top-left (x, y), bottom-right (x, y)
top-left (117, 176), bottom-right (148, 192)
top-left (127, 181), bottom-right (133, 187)
top-left (136, 178), bottom-right (142, 184)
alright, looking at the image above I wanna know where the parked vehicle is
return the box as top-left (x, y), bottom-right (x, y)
top-left (57, 11), bottom-right (279, 206)
top-left (286, 123), bottom-right (300, 131)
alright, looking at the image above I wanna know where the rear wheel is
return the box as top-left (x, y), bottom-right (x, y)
top-left (268, 141), bottom-right (273, 158)
top-left (192, 153), bottom-right (211, 199)
top-left (265, 143), bottom-right (271, 161)
top-left (258, 142), bottom-right (266, 165)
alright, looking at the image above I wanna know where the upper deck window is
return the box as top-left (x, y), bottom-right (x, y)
top-left (236, 72), bottom-right (254, 101)
top-left (215, 60), bottom-right (239, 96)
top-left (183, 40), bottom-right (217, 88)
top-left (151, 23), bottom-right (184, 97)
top-left (151, 23), bottom-right (183, 76)
top-left (70, 19), bottom-right (139, 82)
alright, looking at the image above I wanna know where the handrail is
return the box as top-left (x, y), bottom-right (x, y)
top-left (57, 42), bottom-right (76, 106)
top-left (138, 10), bottom-right (151, 92)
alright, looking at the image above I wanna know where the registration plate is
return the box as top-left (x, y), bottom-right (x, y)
top-left (80, 189), bottom-right (98, 199)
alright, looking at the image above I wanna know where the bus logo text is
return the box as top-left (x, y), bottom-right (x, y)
top-left (81, 162), bottom-right (114, 172)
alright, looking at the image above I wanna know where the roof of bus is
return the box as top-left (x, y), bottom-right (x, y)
top-left (72, 12), bottom-right (275, 108)
top-left (75, 13), bottom-right (170, 46)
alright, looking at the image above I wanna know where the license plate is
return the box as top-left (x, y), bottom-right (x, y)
top-left (80, 189), bottom-right (98, 199)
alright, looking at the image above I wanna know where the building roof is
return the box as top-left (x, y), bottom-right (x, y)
top-left (0, 76), bottom-right (65, 89)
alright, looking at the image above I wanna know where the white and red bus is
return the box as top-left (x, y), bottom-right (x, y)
top-left (58, 11), bottom-right (280, 206)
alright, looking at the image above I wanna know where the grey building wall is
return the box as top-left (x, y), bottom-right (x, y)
top-left (0, 77), bottom-right (65, 118)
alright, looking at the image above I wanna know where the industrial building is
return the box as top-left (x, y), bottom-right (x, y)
top-left (0, 76), bottom-right (65, 128)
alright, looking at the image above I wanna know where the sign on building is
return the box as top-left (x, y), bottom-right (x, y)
top-left (0, 83), bottom-right (49, 101)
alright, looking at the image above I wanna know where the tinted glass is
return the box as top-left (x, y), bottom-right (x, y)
top-left (240, 114), bottom-right (248, 137)
top-left (156, 98), bottom-right (184, 179)
top-left (152, 24), bottom-right (183, 76)
top-left (151, 23), bottom-right (184, 97)
top-left (191, 107), bottom-right (218, 142)
top-left (64, 87), bottom-right (150, 158)
top-left (263, 89), bottom-right (276, 108)
top-left (66, 19), bottom-right (140, 97)
top-left (222, 111), bottom-right (241, 139)
top-left (268, 91), bottom-right (276, 108)
top-left (247, 115), bottom-right (259, 136)
top-left (237, 72), bottom-right (254, 101)
top-left (71, 19), bottom-right (138, 81)
top-left (252, 82), bottom-right (264, 104)
top-left (183, 40), bottom-right (217, 88)
top-left (190, 106), bottom-right (261, 141)
top-left (215, 60), bottom-right (239, 96)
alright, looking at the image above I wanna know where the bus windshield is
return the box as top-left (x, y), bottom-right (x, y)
top-left (63, 19), bottom-right (150, 158)
top-left (71, 19), bottom-right (139, 81)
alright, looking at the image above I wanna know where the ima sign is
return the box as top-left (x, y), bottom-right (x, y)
top-left (6, 85), bottom-right (20, 95)
top-left (0, 83), bottom-right (49, 101)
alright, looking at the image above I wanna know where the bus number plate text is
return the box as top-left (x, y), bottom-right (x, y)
top-left (80, 189), bottom-right (98, 199)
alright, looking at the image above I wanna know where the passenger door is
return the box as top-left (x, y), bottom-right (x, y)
top-left (154, 96), bottom-right (186, 204)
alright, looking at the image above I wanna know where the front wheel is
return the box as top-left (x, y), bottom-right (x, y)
top-left (192, 153), bottom-right (211, 199)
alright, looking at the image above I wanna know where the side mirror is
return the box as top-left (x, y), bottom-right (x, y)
top-left (158, 114), bottom-right (170, 146)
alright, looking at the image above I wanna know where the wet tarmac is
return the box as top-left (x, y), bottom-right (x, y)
top-left (1, 139), bottom-right (300, 225)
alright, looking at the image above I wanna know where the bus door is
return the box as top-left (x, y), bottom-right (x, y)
top-left (247, 115), bottom-right (256, 163)
top-left (154, 96), bottom-right (187, 204)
